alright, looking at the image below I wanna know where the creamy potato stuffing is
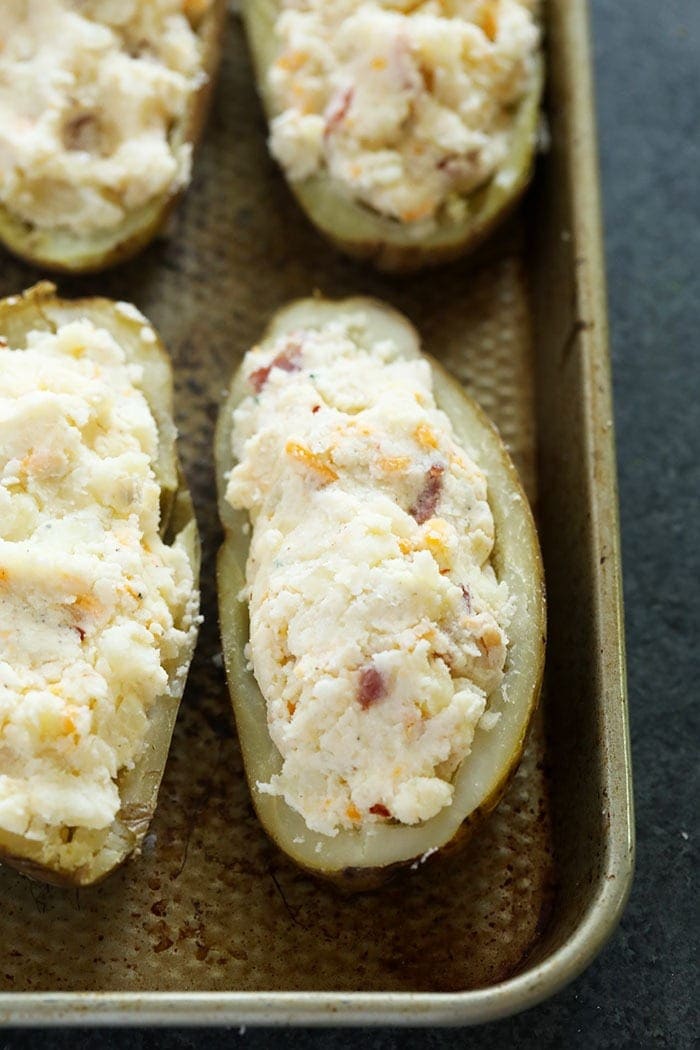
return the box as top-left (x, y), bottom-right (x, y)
top-left (268, 0), bottom-right (540, 227)
top-left (227, 312), bottom-right (512, 836)
top-left (0, 1), bottom-right (211, 234)
top-left (0, 318), bottom-right (197, 868)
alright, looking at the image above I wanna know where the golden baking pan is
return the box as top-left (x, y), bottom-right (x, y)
top-left (0, 0), bottom-right (632, 1025)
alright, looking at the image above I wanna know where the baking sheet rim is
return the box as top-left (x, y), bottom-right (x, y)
top-left (0, 864), bottom-right (633, 1025)
top-left (0, 0), bottom-right (634, 1026)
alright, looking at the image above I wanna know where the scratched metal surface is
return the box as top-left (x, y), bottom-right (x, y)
top-left (0, 12), bottom-right (553, 996)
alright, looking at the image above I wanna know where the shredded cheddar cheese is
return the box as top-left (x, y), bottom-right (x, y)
top-left (285, 440), bottom-right (339, 484)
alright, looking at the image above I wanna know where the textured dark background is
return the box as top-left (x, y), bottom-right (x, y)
top-left (2, 0), bottom-right (698, 1046)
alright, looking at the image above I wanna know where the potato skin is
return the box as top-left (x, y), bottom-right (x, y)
top-left (242, 0), bottom-right (544, 272)
top-left (216, 297), bottom-right (545, 890)
top-left (0, 0), bottom-right (227, 275)
top-left (0, 283), bottom-right (201, 887)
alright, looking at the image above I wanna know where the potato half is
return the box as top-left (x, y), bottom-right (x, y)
top-left (242, 0), bottom-right (544, 272)
top-left (216, 297), bottom-right (545, 889)
top-left (0, 1), bottom-right (227, 274)
top-left (0, 282), bottom-right (200, 887)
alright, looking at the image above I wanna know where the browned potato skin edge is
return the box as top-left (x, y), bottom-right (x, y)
top-left (0, 283), bottom-right (201, 887)
top-left (315, 179), bottom-right (534, 275)
top-left (0, 1), bottom-right (227, 274)
top-left (242, 0), bottom-right (544, 273)
top-left (216, 297), bottom-right (545, 892)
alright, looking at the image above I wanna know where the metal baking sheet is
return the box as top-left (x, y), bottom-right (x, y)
top-left (0, 0), bottom-right (633, 1026)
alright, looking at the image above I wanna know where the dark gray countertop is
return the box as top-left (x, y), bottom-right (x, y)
top-left (3, 0), bottom-right (698, 1046)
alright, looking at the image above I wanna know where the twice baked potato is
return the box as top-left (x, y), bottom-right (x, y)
top-left (0, 1), bottom-right (227, 274)
top-left (243, 0), bottom-right (544, 271)
top-left (216, 297), bottom-right (545, 889)
top-left (0, 283), bottom-right (200, 887)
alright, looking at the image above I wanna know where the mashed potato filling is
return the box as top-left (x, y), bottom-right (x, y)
top-left (0, 0), bottom-right (210, 234)
top-left (0, 319), bottom-right (197, 867)
top-left (226, 312), bottom-right (511, 836)
top-left (268, 0), bottom-right (540, 228)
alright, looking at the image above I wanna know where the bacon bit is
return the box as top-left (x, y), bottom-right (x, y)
top-left (414, 423), bottom-right (438, 449)
top-left (324, 86), bottom-right (354, 137)
top-left (461, 585), bottom-right (473, 613)
top-left (311, 404), bottom-right (321, 414)
top-left (370, 803), bottom-right (391, 818)
top-left (285, 441), bottom-right (338, 485)
top-left (357, 664), bottom-right (386, 709)
top-left (249, 342), bottom-right (302, 393)
top-left (409, 463), bottom-right (445, 524)
top-left (346, 803), bottom-right (362, 822)
top-left (73, 625), bottom-right (86, 642)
